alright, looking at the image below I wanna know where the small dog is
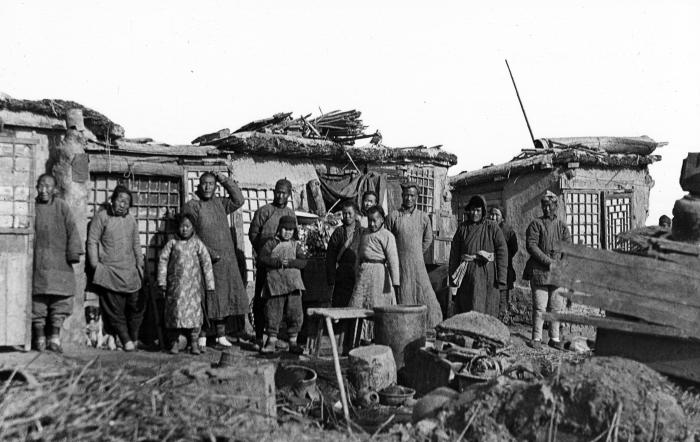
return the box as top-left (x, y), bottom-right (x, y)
top-left (85, 306), bottom-right (105, 348)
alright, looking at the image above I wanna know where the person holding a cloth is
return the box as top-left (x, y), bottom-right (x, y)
top-left (448, 195), bottom-right (507, 317)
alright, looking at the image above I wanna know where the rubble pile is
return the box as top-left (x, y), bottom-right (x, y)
top-left (401, 357), bottom-right (694, 441)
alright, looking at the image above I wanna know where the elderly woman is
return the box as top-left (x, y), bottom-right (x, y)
top-left (87, 185), bottom-right (144, 352)
top-left (184, 172), bottom-right (246, 349)
top-left (448, 195), bottom-right (507, 317)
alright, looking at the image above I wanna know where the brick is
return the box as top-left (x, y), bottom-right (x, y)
top-left (0, 157), bottom-right (13, 171)
top-left (0, 186), bottom-right (12, 201)
top-left (14, 202), bottom-right (28, 216)
top-left (0, 143), bottom-right (13, 156)
top-left (14, 186), bottom-right (29, 201)
top-left (14, 216), bottom-right (30, 229)
top-left (14, 158), bottom-right (30, 172)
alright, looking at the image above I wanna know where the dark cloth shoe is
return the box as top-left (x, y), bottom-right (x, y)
top-left (260, 338), bottom-right (277, 354)
top-left (527, 339), bottom-right (542, 350)
top-left (190, 340), bottom-right (201, 355)
top-left (34, 336), bottom-right (46, 352)
top-left (548, 339), bottom-right (565, 351)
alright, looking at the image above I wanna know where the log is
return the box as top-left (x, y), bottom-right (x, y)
top-left (550, 242), bottom-right (700, 339)
top-left (348, 345), bottom-right (397, 392)
top-left (535, 136), bottom-right (666, 155)
top-left (191, 128), bottom-right (230, 145)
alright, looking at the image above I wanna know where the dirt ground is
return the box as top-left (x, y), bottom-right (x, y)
top-left (1, 323), bottom-right (698, 441)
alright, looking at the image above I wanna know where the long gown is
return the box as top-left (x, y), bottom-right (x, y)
top-left (386, 207), bottom-right (443, 328)
top-left (183, 180), bottom-right (247, 321)
top-left (448, 217), bottom-right (508, 317)
top-left (326, 223), bottom-right (362, 307)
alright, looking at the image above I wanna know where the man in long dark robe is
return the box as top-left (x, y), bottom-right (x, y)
top-left (184, 172), bottom-right (246, 349)
top-left (249, 179), bottom-right (295, 345)
top-left (386, 182), bottom-right (443, 328)
top-left (488, 206), bottom-right (519, 322)
top-left (449, 195), bottom-right (507, 317)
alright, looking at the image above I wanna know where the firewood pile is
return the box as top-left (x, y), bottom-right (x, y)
top-left (232, 110), bottom-right (374, 145)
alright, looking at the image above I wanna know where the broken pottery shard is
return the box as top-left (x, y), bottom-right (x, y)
top-left (436, 312), bottom-right (509, 346)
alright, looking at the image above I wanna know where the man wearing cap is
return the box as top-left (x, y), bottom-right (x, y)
top-left (249, 179), bottom-right (296, 345)
top-left (184, 172), bottom-right (247, 349)
top-left (386, 182), bottom-right (443, 327)
top-left (523, 190), bottom-right (571, 350)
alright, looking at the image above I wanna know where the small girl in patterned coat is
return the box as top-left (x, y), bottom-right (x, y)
top-left (158, 213), bottom-right (215, 355)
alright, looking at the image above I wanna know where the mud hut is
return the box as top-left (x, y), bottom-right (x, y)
top-left (0, 96), bottom-right (458, 345)
top-left (449, 137), bottom-right (664, 321)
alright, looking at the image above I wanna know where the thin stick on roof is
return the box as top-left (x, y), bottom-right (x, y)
top-left (345, 151), bottom-right (361, 173)
top-left (505, 59), bottom-right (536, 149)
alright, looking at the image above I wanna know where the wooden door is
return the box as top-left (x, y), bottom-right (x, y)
top-left (0, 136), bottom-right (37, 349)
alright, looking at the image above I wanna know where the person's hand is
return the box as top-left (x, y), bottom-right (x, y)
top-left (215, 172), bottom-right (229, 183)
top-left (67, 253), bottom-right (81, 264)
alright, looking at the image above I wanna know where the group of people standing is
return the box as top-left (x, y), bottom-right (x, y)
top-left (31, 168), bottom-right (569, 354)
top-left (326, 182), bottom-right (443, 338)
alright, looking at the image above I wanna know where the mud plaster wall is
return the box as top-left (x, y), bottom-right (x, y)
top-left (451, 166), bottom-right (654, 335)
top-left (3, 127), bottom-right (88, 344)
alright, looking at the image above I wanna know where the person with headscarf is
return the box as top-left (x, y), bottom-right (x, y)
top-left (386, 182), bottom-right (442, 328)
top-left (448, 196), bottom-right (507, 317)
top-left (523, 190), bottom-right (571, 350)
top-left (358, 190), bottom-right (378, 228)
top-left (183, 172), bottom-right (246, 350)
top-left (249, 178), bottom-right (296, 345)
top-left (488, 206), bottom-right (519, 320)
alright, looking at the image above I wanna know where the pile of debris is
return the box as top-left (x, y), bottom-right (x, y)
top-left (193, 109), bottom-right (377, 146)
top-left (402, 357), bottom-right (695, 441)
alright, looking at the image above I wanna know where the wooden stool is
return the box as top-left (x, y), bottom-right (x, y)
top-left (305, 307), bottom-right (374, 422)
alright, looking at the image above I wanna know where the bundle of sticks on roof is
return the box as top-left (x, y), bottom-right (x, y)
top-left (232, 109), bottom-right (372, 145)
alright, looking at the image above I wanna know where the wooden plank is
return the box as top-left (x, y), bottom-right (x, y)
top-left (542, 312), bottom-right (694, 340)
top-left (88, 156), bottom-right (184, 177)
top-left (560, 291), bottom-right (700, 338)
top-left (0, 136), bottom-right (39, 144)
top-left (596, 329), bottom-right (700, 383)
top-left (307, 307), bottom-right (374, 320)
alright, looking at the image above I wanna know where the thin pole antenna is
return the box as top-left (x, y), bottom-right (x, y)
top-left (505, 59), bottom-right (536, 148)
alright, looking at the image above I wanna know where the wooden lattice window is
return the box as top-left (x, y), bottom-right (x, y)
top-left (565, 192), bottom-right (601, 248)
top-left (403, 167), bottom-right (434, 214)
top-left (0, 141), bottom-right (33, 230)
top-left (240, 188), bottom-right (274, 283)
top-left (605, 194), bottom-right (632, 250)
top-left (89, 173), bottom-right (181, 284)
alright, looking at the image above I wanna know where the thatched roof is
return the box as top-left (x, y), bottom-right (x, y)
top-left (208, 131), bottom-right (458, 166)
top-left (0, 96), bottom-right (124, 141)
top-left (450, 146), bottom-right (661, 188)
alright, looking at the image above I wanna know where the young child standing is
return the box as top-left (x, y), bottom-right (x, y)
top-left (32, 174), bottom-right (83, 352)
top-left (157, 214), bottom-right (215, 355)
top-left (349, 206), bottom-right (400, 340)
top-left (259, 215), bottom-right (306, 354)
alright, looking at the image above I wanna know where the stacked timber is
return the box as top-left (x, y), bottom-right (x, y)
top-left (197, 110), bottom-right (375, 145)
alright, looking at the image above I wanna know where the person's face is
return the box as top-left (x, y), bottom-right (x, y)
top-left (362, 194), bottom-right (377, 213)
top-left (280, 227), bottom-right (294, 241)
top-left (488, 208), bottom-right (503, 224)
top-left (341, 206), bottom-right (356, 226)
top-left (402, 187), bottom-right (418, 210)
top-left (542, 201), bottom-right (556, 217)
top-left (178, 217), bottom-right (194, 239)
top-left (466, 205), bottom-right (483, 223)
top-left (274, 188), bottom-right (290, 206)
top-left (36, 176), bottom-right (56, 203)
top-left (198, 175), bottom-right (217, 200)
top-left (660, 219), bottom-right (671, 228)
top-left (112, 192), bottom-right (131, 216)
top-left (368, 212), bottom-right (384, 232)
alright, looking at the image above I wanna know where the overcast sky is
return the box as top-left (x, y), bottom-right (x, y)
top-left (2, 0), bottom-right (698, 223)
